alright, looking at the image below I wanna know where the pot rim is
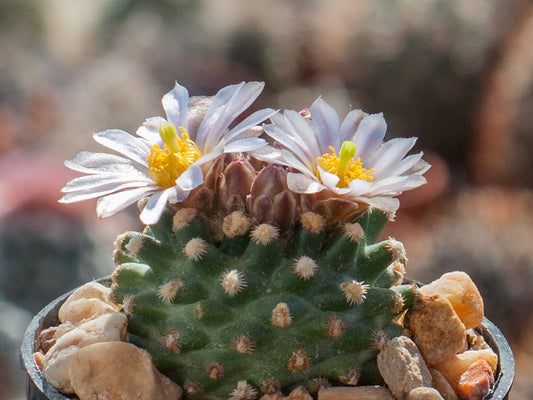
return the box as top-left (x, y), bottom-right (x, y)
top-left (20, 278), bottom-right (514, 400)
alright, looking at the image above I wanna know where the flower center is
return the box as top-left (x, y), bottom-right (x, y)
top-left (317, 141), bottom-right (374, 187)
top-left (147, 122), bottom-right (202, 187)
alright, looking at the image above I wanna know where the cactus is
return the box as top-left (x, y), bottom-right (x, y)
top-left (111, 201), bottom-right (415, 399)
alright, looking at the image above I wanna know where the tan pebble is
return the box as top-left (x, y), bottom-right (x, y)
top-left (408, 387), bottom-right (444, 400)
top-left (433, 349), bottom-right (498, 393)
top-left (465, 329), bottom-right (490, 351)
top-left (457, 360), bottom-right (495, 400)
top-left (429, 369), bottom-right (458, 400)
top-left (318, 386), bottom-right (395, 400)
top-left (259, 392), bottom-right (284, 400)
top-left (69, 341), bottom-right (182, 400)
top-left (34, 352), bottom-right (45, 371)
top-left (377, 336), bottom-right (432, 400)
top-left (43, 312), bottom-right (127, 394)
top-left (406, 295), bottom-right (467, 366)
top-left (287, 386), bottom-right (313, 400)
top-left (59, 282), bottom-right (119, 324)
top-left (420, 272), bottom-right (483, 329)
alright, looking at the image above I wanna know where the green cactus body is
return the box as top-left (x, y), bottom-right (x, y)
top-left (112, 207), bottom-right (414, 399)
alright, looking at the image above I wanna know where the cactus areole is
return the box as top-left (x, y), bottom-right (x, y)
top-left (57, 81), bottom-right (436, 399)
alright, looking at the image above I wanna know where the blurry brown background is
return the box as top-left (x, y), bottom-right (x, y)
top-left (1, 1), bottom-right (532, 398)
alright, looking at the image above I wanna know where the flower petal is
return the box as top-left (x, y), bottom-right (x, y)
top-left (263, 123), bottom-right (313, 167)
top-left (175, 164), bottom-right (204, 191)
top-left (353, 113), bottom-right (387, 160)
top-left (93, 130), bottom-right (151, 167)
top-left (65, 152), bottom-right (150, 179)
top-left (356, 196), bottom-right (400, 214)
top-left (223, 108), bottom-right (277, 143)
top-left (139, 189), bottom-right (171, 225)
top-left (339, 109), bottom-right (364, 143)
top-left (162, 82), bottom-right (189, 130)
top-left (222, 137), bottom-right (267, 153)
top-left (197, 81), bottom-right (264, 151)
top-left (366, 137), bottom-right (417, 177)
top-left (61, 173), bottom-right (152, 193)
top-left (136, 116), bottom-right (166, 145)
top-left (96, 187), bottom-right (156, 219)
top-left (287, 172), bottom-right (325, 194)
top-left (59, 179), bottom-right (153, 203)
top-left (310, 97), bottom-right (340, 152)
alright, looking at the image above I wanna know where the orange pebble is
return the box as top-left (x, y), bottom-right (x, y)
top-left (457, 360), bottom-right (495, 400)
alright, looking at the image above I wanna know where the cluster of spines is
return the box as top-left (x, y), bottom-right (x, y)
top-left (111, 206), bottom-right (415, 399)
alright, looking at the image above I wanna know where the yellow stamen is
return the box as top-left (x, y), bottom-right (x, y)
top-left (317, 140), bottom-right (374, 188)
top-left (147, 123), bottom-right (202, 188)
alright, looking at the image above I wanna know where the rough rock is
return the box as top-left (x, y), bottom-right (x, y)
top-left (377, 336), bottom-right (432, 400)
top-left (318, 386), bottom-right (395, 400)
top-left (457, 360), bottom-right (495, 400)
top-left (419, 272), bottom-right (483, 329)
top-left (408, 387), bottom-right (444, 400)
top-left (429, 369), bottom-right (459, 400)
top-left (433, 349), bottom-right (498, 393)
top-left (58, 282), bottom-right (119, 324)
top-left (69, 341), bottom-right (182, 400)
top-left (42, 312), bottom-right (127, 393)
top-left (405, 295), bottom-right (467, 366)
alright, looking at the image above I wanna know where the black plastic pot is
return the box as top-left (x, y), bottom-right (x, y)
top-left (20, 278), bottom-right (515, 400)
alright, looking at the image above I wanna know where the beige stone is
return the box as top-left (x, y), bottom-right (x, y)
top-left (429, 369), bottom-right (459, 400)
top-left (43, 312), bottom-right (127, 393)
top-left (433, 349), bottom-right (498, 393)
top-left (318, 386), bottom-right (395, 400)
top-left (406, 295), bottom-right (467, 366)
top-left (377, 336), bottom-right (432, 400)
top-left (58, 282), bottom-right (119, 324)
top-left (69, 341), bottom-right (182, 400)
top-left (420, 272), bottom-right (483, 329)
top-left (408, 387), bottom-right (444, 400)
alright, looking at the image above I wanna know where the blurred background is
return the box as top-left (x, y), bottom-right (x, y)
top-left (1, 0), bottom-right (532, 398)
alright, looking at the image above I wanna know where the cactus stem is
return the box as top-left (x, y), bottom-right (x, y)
top-left (221, 269), bottom-right (247, 297)
top-left (157, 279), bottom-right (183, 303)
top-left (223, 211), bottom-right (252, 238)
top-left (271, 302), bottom-right (292, 328)
top-left (339, 369), bottom-right (361, 386)
top-left (300, 212), bottom-right (325, 233)
top-left (183, 237), bottom-right (208, 261)
top-left (232, 334), bottom-right (255, 354)
top-left (292, 256), bottom-right (319, 280)
top-left (343, 222), bottom-right (365, 243)
top-left (340, 280), bottom-right (370, 306)
top-left (307, 377), bottom-right (330, 396)
top-left (288, 349), bottom-right (311, 372)
top-left (230, 380), bottom-right (258, 400)
top-left (205, 362), bottom-right (225, 379)
top-left (250, 223), bottom-right (279, 245)
top-left (163, 329), bottom-right (181, 353)
top-left (172, 208), bottom-right (198, 230)
top-left (326, 315), bottom-right (347, 337)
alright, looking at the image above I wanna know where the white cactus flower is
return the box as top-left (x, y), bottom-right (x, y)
top-left (254, 97), bottom-right (430, 214)
top-left (60, 81), bottom-right (275, 224)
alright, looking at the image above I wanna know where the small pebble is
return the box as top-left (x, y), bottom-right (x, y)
top-left (433, 349), bottom-right (498, 393)
top-left (408, 387), bottom-right (444, 400)
top-left (429, 369), bottom-right (458, 400)
top-left (58, 282), bottom-right (119, 324)
top-left (457, 360), bottom-right (495, 400)
top-left (69, 341), bottom-right (182, 400)
top-left (318, 386), bottom-right (395, 400)
top-left (419, 272), bottom-right (483, 329)
top-left (377, 336), bottom-right (433, 400)
top-left (406, 295), bottom-right (467, 366)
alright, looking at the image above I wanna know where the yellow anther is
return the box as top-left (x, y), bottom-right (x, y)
top-left (147, 123), bottom-right (202, 188)
top-left (317, 141), bottom-right (374, 188)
